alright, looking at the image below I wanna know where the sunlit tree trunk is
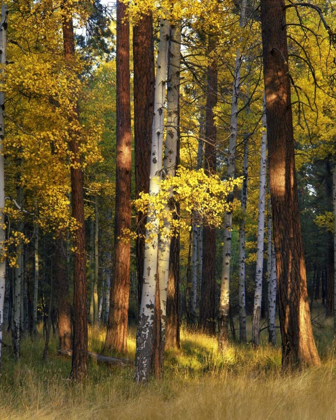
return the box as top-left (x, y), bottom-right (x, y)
top-left (261, 0), bottom-right (320, 367)
top-left (199, 36), bottom-right (217, 335)
top-left (133, 13), bottom-right (154, 308)
top-left (55, 233), bottom-right (72, 351)
top-left (252, 107), bottom-right (267, 346)
top-left (238, 136), bottom-right (248, 343)
top-left (62, 9), bottom-right (88, 381)
top-left (135, 19), bottom-right (169, 383)
top-left (0, 5), bottom-right (7, 369)
top-left (155, 24), bottom-right (181, 374)
top-left (105, 0), bottom-right (132, 354)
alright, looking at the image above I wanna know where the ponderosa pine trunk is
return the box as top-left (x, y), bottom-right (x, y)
top-left (0, 5), bottom-right (7, 369)
top-left (105, 0), bottom-right (132, 354)
top-left (199, 36), bottom-right (217, 335)
top-left (252, 106), bottom-right (267, 346)
top-left (133, 13), bottom-right (154, 308)
top-left (261, 0), bottom-right (320, 368)
top-left (62, 11), bottom-right (88, 381)
top-left (55, 233), bottom-right (72, 351)
top-left (135, 19), bottom-right (169, 383)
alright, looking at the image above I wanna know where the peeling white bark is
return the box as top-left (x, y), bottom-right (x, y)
top-left (252, 105), bottom-right (267, 345)
top-left (135, 19), bottom-right (170, 383)
top-left (157, 23), bottom-right (181, 349)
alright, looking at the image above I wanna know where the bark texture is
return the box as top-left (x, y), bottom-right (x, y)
top-left (133, 14), bottom-right (154, 307)
top-left (55, 234), bottom-right (72, 352)
top-left (62, 11), bottom-right (88, 381)
top-left (199, 36), bottom-right (217, 335)
top-left (105, 0), bottom-right (132, 354)
top-left (261, 0), bottom-right (320, 367)
top-left (135, 20), bottom-right (169, 383)
top-left (252, 107), bottom-right (267, 346)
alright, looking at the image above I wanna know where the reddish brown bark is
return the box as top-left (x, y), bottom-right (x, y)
top-left (261, 0), bottom-right (320, 368)
top-left (199, 37), bottom-right (217, 335)
top-left (62, 13), bottom-right (88, 381)
top-left (133, 14), bottom-right (154, 307)
top-left (55, 234), bottom-right (72, 352)
top-left (104, 0), bottom-right (132, 354)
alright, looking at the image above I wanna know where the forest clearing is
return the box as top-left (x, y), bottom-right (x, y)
top-left (1, 306), bottom-right (336, 420)
top-left (1, 0), bottom-right (336, 418)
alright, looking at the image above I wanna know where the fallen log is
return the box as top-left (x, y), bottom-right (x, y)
top-left (58, 349), bottom-right (133, 366)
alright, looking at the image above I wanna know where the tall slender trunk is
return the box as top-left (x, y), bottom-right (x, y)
top-left (62, 9), bottom-right (88, 381)
top-left (55, 233), bottom-right (72, 351)
top-left (218, 0), bottom-right (247, 351)
top-left (252, 106), bottom-right (267, 346)
top-left (268, 226), bottom-right (277, 346)
top-left (135, 19), bottom-right (169, 383)
top-left (238, 136), bottom-right (248, 343)
top-left (261, 0), bottom-right (320, 367)
top-left (166, 231), bottom-right (180, 349)
top-left (32, 226), bottom-right (39, 335)
top-left (133, 13), bottom-right (154, 308)
top-left (156, 24), bottom-right (181, 362)
top-left (333, 162), bottom-right (336, 333)
top-left (0, 5), bottom-right (7, 369)
top-left (93, 197), bottom-right (99, 324)
top-left (105, 0), bottom-right (132, 354)
top-left (199, 36), bottom-right (217, 335)
top-left (105, 252), bottom-right (111, 324)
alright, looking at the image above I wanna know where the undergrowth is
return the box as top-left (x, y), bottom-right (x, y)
top-left (0, 308), bottom-right (335, 419)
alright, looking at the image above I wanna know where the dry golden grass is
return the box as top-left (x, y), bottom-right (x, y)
top-left (1, 308), bottom-right (335, 420)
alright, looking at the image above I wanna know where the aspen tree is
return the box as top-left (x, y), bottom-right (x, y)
top-left (135, 19), bottom-right (170, 383)
top-left (156, 23), bottom-right (181, 368)
top-left (218, 0), bottom-right (247, 349)
top-left (252, 106), bottom-right (267, 346)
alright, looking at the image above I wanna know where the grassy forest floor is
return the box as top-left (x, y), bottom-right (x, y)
top-left (1, 305), bottom-right (336, 419)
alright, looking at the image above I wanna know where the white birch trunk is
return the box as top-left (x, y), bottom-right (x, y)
top-left (218, 0), bottom-right (247, 350)
top-left (94, 196), bottom-right (99, 325)
top-left (0, 5), bottom-right (6, 368)
top-left (105, 252), bottom-right (111, 324)
top-left (252, 106), bottom-right (267, 345)
top-left (135, 19), bottom-right (170, 383)
top-left (33, 226), bottom-right (39, 335)
top-left (238, 137), bottom-right (248, 342)
top-left (218, 51), bottom-right (241, 350)
top-left (157, 23), bottom-right (181, 350)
